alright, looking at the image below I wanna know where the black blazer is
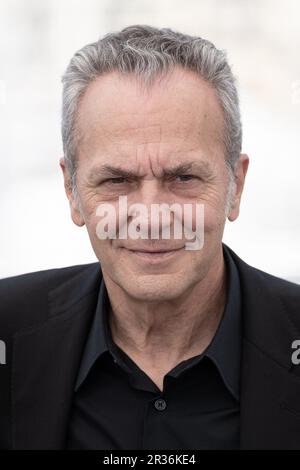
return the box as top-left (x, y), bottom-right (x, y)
top-left (1, 243), bottom-right (300, 450)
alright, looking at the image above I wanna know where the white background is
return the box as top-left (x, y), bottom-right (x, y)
top-left (0, 0), bottom-right (299, 282)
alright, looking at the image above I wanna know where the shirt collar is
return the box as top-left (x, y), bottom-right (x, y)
top-left (74, 279), bottom-right (109, 392)
top-left (204, 243), bottom-right (242, 401)
top-left (75, 243), bottom-right (242, 399)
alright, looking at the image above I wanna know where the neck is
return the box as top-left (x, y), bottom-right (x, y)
top-left (102, 249), bottom-right (228, 370)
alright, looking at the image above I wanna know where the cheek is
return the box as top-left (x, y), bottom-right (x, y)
top-left (79, 187), bottom-right (115, 226)
top-left (192, 190), bottom-right (226, 236)
top-left (78, 188), bottom-right (99, 217)
top-left (200, 184), bottom-right (228, 231)
top-left (187, 195), bottom-right (226, 234)
top-left (85, 216), bottom-right (113, 265)
top-left (203, 204), bottom-right (226, 236)
top-left (83, 198), bottom-right (121, 248)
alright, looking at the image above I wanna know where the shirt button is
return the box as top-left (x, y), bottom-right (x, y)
top-left (154, 398), bottom-right (167, 411)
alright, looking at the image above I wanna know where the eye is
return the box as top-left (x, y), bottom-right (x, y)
top-left (106, 177), bottom-right (129, 184)
top-left (175, 174), bottom-right (197, 182)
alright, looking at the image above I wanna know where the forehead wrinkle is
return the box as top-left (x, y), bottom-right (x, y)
top-left (111, 123), bottom-right (162, 145)
top-left (86, 140), bottom-right (214, 177)
top-left (78, 101), bottom-right (221, 164)
top-left (86, 158), bottom-right (214, 184)
top-left (80, 104), bottom-right (202, 147)
top-left (76, 67), bottom-right (225, 161)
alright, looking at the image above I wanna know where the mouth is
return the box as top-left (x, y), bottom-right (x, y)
top-left (123, 247), bottom-right (185, 263)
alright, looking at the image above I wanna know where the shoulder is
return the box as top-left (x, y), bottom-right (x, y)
top-left (242, 258), bottom-right (300, 298)
top-left (226, 242), bottom-right (300, 295)
top-left (0, 262), bottom-right (99, 335)
top-left (248, 265), bottom-right (300, 324)
top-left (225, 243), bottom-right (300, 331)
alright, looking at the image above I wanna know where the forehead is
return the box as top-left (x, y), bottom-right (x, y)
top-left (75, 67), bottom-right (224, 163)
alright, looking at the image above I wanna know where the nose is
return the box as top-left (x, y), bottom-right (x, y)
top-left (133, 178), bottom-right (162, 204)
top-left (126, 179), bottom-right (179, 241)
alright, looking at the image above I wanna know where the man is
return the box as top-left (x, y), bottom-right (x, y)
top-left (1, 25), bottom-right (300, 450)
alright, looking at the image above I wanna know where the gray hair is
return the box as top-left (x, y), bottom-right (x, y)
top-left (61, 24), bottom-right (242, 205)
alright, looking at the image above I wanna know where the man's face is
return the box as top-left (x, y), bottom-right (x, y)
top-left (61, 67), bottom-right (248, 301)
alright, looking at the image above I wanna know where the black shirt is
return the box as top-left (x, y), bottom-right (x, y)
top-left (66, 244), bottom-right (242, 450)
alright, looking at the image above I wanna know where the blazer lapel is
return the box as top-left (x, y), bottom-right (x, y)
top-left (11, 263), bottom-right (102, 450)
top-left (227, 245), bottom-right (300, 449)
top-left (240, 338), bottom-right (300, 449)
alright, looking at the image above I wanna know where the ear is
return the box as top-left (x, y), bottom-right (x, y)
top-left (59, 157), bottom-right (85, 227)
top-left (227, 153), bottom-right (249, 222)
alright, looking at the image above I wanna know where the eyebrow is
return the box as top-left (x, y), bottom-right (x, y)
top-left (162, 162), bottom-right (213, 178)
top-left (88, 161), bottom-right (214, 181)
top-left (88, 165), bottom-right (139, 181)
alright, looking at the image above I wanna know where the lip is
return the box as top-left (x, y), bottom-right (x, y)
top-left (124, 247), bottom-right (184, 263)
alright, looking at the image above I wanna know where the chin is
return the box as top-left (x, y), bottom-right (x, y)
top-left (119, 275), bottom-right (188, 302)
